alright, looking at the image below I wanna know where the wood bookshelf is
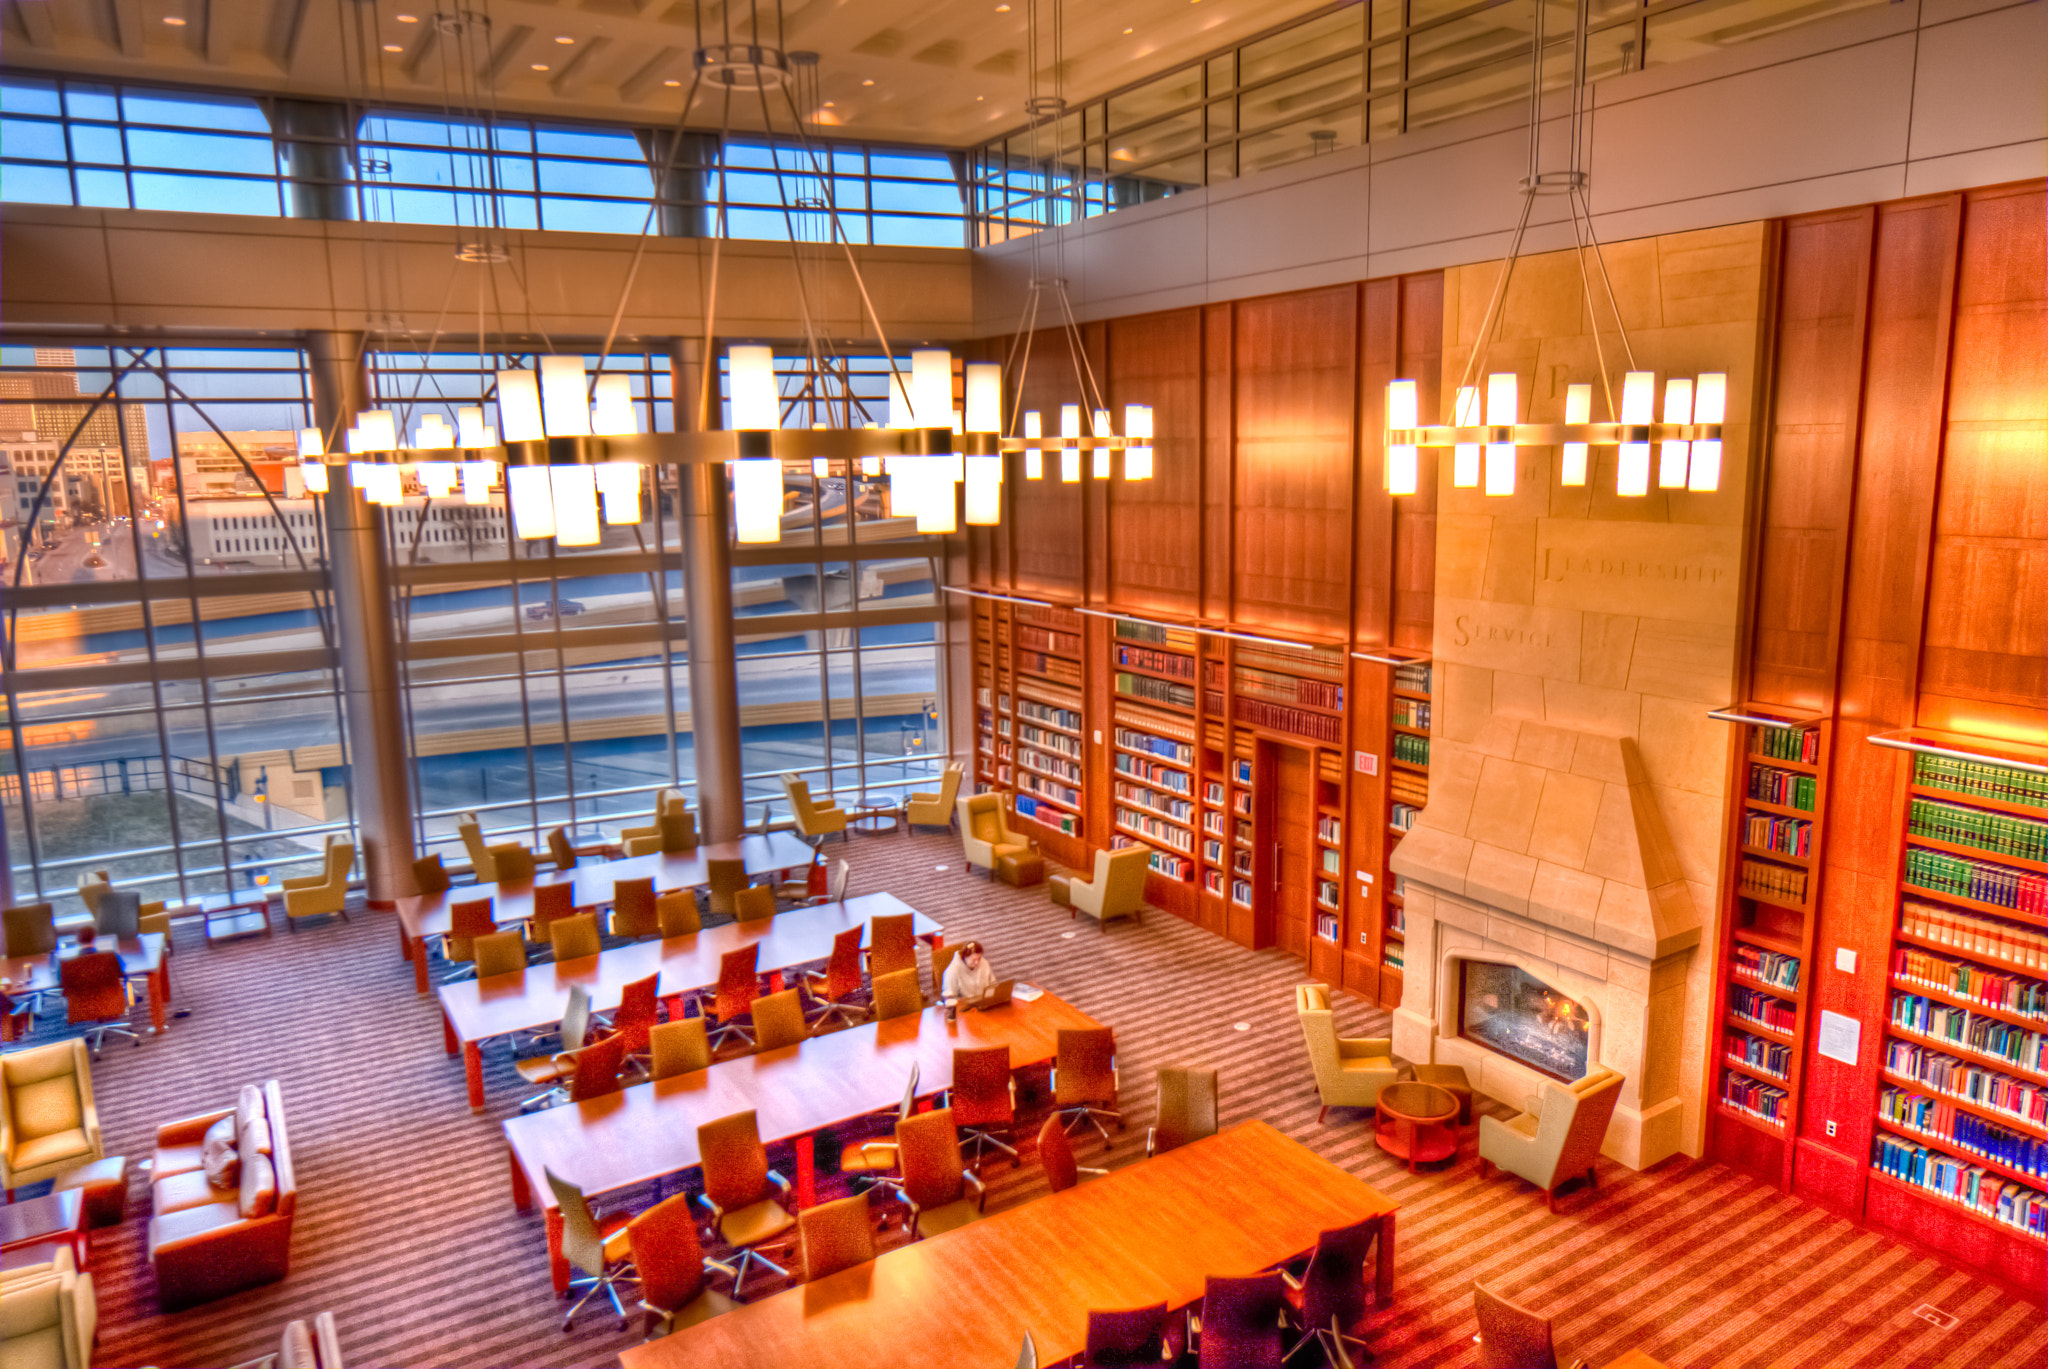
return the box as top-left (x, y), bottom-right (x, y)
top-left (1708, 705), bottom-right (1829, 1187)
top-left (1379, 660), bottom-right (1431, 1007)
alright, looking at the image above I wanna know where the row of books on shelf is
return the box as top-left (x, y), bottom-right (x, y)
top-left (1392, 733), bottom-right (1431, 767)
top-left (1232, 876), bottom-right (1253, 908)
top-left (1116, 805), bottom-right (1194, 853)
top-left (1391, 804), bottom-right (1422, 833)
top-left (1318, 879), bottom-right (1341, 909)
top-left (1020, 651), bottom-right (1083, 684)
top-left (1117, 673), bottom-right (1197, 709)
top-left (1020, 748), bottom-right (1083, 784)
top-left (1202, 838), bottom-right (1226, 866)
top-left (1904, 847), bottom-right (2048, 915)
top-left (1013, 793), bottom-right (1081, 837)
top-left (1751, 726), bottom-right (1821, 764)
top-left (1892, 946), bottom-right (2048, 1023)
top-left (1111, 834), bottom-right (1192, 881)
top-left (1114, 726), bottom-right (1194, 765)
top-left (1884, 1039), bottom-right (2047, 1128)
top-left (1234, 696), bottom-right (1343, 744)
top-left (1870, 1135), bottom-right (2048, 1238)
top-left (1390, 773), bottom-right (1429, 806)
top-left (1739, 858), bottom-right (1809, 905)
top-left (1734, 944), bottom-right (1802, 992)
top-left (1744, 811), bottom-right (1813, 858)
top-left (1729, 985), bottom-right (1798, 1034)
top-left (1017, 772), bottom-right (1082, 810)
top-left (1747, 763), bottom-right (1817, 812)
top-left (1394, 661), bottom-right (1432, 694)
top-left (1017, 698), bottom-right (1082, 732)
top-left (1725, 1028), bottom-right (1792, 1079)
top-left (1392, 696), bottom-right (1431, 730)
top-left (1235, 666), bottom-right (1344, 711)
top-left (1115, 645), bottom-right (1195, 680)
top-left (1317, 814), bottom-right (1342, 844)
top-left (1387, 903), bottom-right (1405, 935)
top-left (1721, 1074), bottom-right (1790, 1126)
top-left (1890, 993), bottom-right (2047, 1073)
top-left (1320, 848), bottom-right (1341, 877)
top-left (1880, 1087), bottom-right (2048, 1180)
top-left (1316, 912), bottom-right (1340, 942)
top-left (1384, 943), bottom-right (1405, 971)
top-left (1114, 752), bottom-right (1193, 794)
top-left (1232, 848), bottom-right (1253, 878)
top-left (1019, 724), bottom-right (1081, 759)
top-left (1914, 753), bottom-right (2048, 811)
top-left (1016, 626), bottom-right (1082, 656)
top-left (1234, 758), bottom-right (1253, 785)
top-left (1901, 899), bottom-right (2048, 972)
top-left (1908, 796), bottom-right (2048, 863)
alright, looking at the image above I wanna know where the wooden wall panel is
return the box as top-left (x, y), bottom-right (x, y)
top-left (1393, 272), bottom-right (1444, 654)
top-left (1231, 287), bottom-right (1358, 639)
top-left (1106, 308), bottom-right (1204, 616)
top-left (1203, 303), bottom-right (1234, 621)
top-left (1008, 325), bottom-right (1087, 599)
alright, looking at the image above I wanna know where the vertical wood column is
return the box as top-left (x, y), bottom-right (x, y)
top-left (671, 340), bottom-right (746, 845)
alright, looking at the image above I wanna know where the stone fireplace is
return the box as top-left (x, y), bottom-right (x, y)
top-left (1458, 960), bottom-right (1594, 1082)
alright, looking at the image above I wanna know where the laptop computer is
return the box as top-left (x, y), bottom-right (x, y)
top-left (962, 979), bottom-right (1015, 1011)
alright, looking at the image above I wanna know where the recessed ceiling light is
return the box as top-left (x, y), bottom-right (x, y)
top-left (162, 15), bottom-right (186, 25)
top-left (555, 35), bottom-right (575, 44)
top-left (664, 79), bottom-right (681, 87)
top-left (976, 95), bottom-right (984, 101)
top-left (396, 13), bottom-right (418, 21)
top-left (862, 79), bottom-right (875, 86)
top-left (1124, 27), bottom-right (1134, 34)
top-left (530, 63), bottom-right (550, 72)
top-left (383, 43), bottom-right (403, 52)
top-left (995, 3), bottom-right (1011, 10)
top-left (823, 100), bottom-right (836, 107)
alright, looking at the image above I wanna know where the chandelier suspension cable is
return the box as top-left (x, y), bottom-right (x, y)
top-left (694, 85), bottom-right (737, 431)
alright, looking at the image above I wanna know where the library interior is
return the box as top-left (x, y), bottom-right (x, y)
top-left (0, 2), bottom-right (2044, 1367)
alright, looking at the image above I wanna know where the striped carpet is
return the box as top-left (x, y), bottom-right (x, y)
top-left (38, 829), bottom-right (2047, 1368)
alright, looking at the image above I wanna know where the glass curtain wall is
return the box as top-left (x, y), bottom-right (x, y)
top-left (3, 342), bottom-right (951, 913)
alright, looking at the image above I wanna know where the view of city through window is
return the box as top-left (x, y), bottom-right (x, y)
top-left (2, 345), bottom-right (950, 917)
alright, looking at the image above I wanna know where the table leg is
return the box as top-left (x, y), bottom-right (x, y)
top-left (146, 969), bottom-right (167, 1034)
top-left (1376, 1210), bottom-right (1396, 1304)
top-left (509, 1147), bottom-right (532, 1212)
top-left (399, 919), bottom-right (413, 959)
top-left (794, 1133), bottom-right (815, 1209)
top-left (443, 1009), bottom-right (459, 1055)
top-left (412, 935), bottom-right (430, 995)
top-left (768, 970), bottom-right (785, 994)
top-left (464, 1040), bottom-right (485, 1111)
top-left (546, 1206), bottom-right (570, 1295)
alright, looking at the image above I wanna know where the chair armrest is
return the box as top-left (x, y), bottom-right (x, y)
top-left (702, 1255), bottom-right (740, 1280)
top-left (82, 1089), bottom-right (102, 1155)
top-left (313, 1310), bottom-right (343, 1369)
top-left (1279, 1267), bottom-right (1302, 1291)
top-left (766, 1169), bottom-right (792, 1202)
top-left (694, 1192), bottom-right (726, 1223)
top-left (1336, 1036), bottom-right (1392, 1060)
top-left (963, 1168), bottom-right (987, 1210)
top-left (1146, 1126), bottom-right (1156, 1158)
top-left (1077, 1165), bottom-right (1109, 1177)
top-left (158, 1107), bottom-right (236, 1146)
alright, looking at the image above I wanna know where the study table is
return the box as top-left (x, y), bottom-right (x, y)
top-left (505, 989), bottom-right (1099, 1292)
top-left (619, 1120), bottom-right (1398, 1369)
top-left (0, 932), bottom-right (172, 1034)
top-left (438, 892), bottom-right (940, 1110)
top-left (393, 832), bottom-right (818, 992)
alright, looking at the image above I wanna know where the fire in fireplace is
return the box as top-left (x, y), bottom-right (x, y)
top-left (1458, 960), bottom-right (1590, 1082)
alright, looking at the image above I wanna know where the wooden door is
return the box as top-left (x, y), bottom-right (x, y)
top-left (1270, 742), bottom-right (1315, 959)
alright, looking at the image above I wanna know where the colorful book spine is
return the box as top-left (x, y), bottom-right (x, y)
top-left (1392, 697), bottom-right (1431, 729)
top-left (1871, 1135), bottom-right (2048, 1236)
top-left (1739, 859), bottom-right (1809, 905)
top-left (1747, 764), bottom-right (1817, 811)
top-left (1722, 1073), bottom-right (1790, 1126)
top-left (1114, 645), bottom-right (1196, 679)
top-left (1729, 985), bottom-right (1798, 1034)
top-left (1734, 945), bottom-right (1803, 991)
top-left (1394, 662), bottom-right (1432, 694)
top-left (1112, 727), bottom-right (1195, 765)
top-left (1883, 1039), bottom-right (2048, 1128)
top-left (1889, 993), bottom-right (2048, 1073)
top-left (1751, 726), bottom-right (1821, 764)
top-left (1116, 672), bottom-right (1197, 709)
top-left (1113, 752), bottom-right (1193, 793)
top-left (1725, 1029), bottom-right (1793, 1079)
top-left (1880, 1087), bottom-right (2048, 1179)
top-left (1744, 811), bottom-right (1813, 858)
top-left (1914, 753), bottom-right (2048, 810)
top-left (1904, 847), bottom-right (2048, 915)
top-left (1891, 946), bottom-right (2048, 1022)
top-left (1907, 797), bottom-right (2048, 863)
top-left (1393, 733), bottom-right (1431, 767)
top-left (1016, 698), bottom-right (1082, 732)
top-left (1900, 899), bottom-right (2048, 971)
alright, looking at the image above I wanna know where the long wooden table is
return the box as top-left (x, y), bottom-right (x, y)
top-left (393, 832), bottom-right (818, 992)
top-left (440, 893), bottom-right (941, 1110)
top-left (506, 989), bottom-right (1099, 1292)
top-left (620, 1120), bottom-right (1397, 1368)
top-left (0, 932), bottom-right (173, 1035)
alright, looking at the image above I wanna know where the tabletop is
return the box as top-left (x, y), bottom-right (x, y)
top-left (507, 988), bottom-right (1099, 1212)
top-left (619, 1120), bottom-right (1398, 1369)
top-left (397, 831), bottom-right (820, 941)
top-left (438, 893), bottom-right (938, 1046)
top-left (0, 932), bottom-right (167, 994)
top-left (0, 1189), bottom-right (83, 1250)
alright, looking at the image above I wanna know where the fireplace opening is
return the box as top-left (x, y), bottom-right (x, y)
top-left (1458, 960), bottom-right (1590, 1082)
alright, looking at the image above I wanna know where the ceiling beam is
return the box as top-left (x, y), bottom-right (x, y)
top-left (550, 36), bottom-right (611, 98)
top-left (15, 0), bottom-right (55, 48)
top-left (203, 0), bottom-right (231, 66)
top-left (108, 0), bottom-right (146, 58)
top-left (619, 46), bottom-right (684, 105)
top-left (480, 23), bottom-right (535, 86)
top-left (264, 0), bottom-right (311, 74)
top-left (401, 26), bottom-right (442, 85)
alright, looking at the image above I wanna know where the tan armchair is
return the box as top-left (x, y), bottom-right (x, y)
top-left (457, 814), bottom-right (494, 880)
top-left (2, 1040), bottom-right (103, 1196)
top-left (78, 872), bottom-right (169, 938)
top-left (0, 1246), bottom-right (97, 1369)
top-left (781, 773), bottom-right (848, 844)
top-left (619, 790), bottom-right (696, 858)
top-left (1478, 1067), bottom-right (1623, 1211)
top-left (905, 764), bottom-right (964, 831)
top-left (1066, 847), bottom-right (1149, 930)
top-left (958, 792), bottom-right (1030, 878)
top-left (1296, 983), bottom-right (1399, 1122)
top-left (282, 840), bottom-right (353, 929)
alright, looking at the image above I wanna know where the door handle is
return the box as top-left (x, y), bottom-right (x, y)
top-left (1271, 843), bottom-right (1281, 890)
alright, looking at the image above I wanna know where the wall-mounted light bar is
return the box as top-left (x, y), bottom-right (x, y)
top-left (1352, 649), bottom-right (1431, 667)
top-left (940, 585), bottom-right (1057, 610)
top-left (1867, 730), bottom-right (2048, 778)
top-left (1707, 706), bottom-right (1819, 731)
top-left (1072, 605), bottom-right (1329, 654)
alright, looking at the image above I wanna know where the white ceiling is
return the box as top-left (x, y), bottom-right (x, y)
top-left (0, 0), bottom-right (1347, 147)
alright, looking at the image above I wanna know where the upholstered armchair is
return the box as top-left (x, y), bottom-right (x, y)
top-left (1066, 847), bottom-right (1150, 930)
top-left (781, 773), bottom-right (849, 844)
top-left (905, 764), bottom-right (964, 831)
top-left (1295, 983), bottom-right (1400, 1121)
top-left (1, 1040), bottom-right (103, 1196)
top-left (1478, 1067), bottom-right (1623, 1211)
top-left (620, 790), bottom-right (697, 858)
top-left (0, 1246), bottom-right (97, 1368)
top-left (282, 840), bottom-right (353, 929)
top-left (457, 814), bottom-right (495, 881)
top-left (77, 872), bottom-right (169, 937)
top-left (957, 793), bottom-right (1030, 877)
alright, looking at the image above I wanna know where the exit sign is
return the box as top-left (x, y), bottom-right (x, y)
top-left (1354, 751), bottom-right (1378, 775)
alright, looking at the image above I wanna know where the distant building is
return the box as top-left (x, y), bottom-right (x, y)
top-left (0, 437), bottom-right (112, 524)
top-left (0, 449), bottom-right (18, 569)
top-left (171, 430), bottom-right (297, 498)
top-left (181, 494), bottom-right (513, 566)
top-left (0, 348), bottom-right (150, 516)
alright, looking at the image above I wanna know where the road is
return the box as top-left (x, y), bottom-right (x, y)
top-left (15, 520), bottom-right (187, 584)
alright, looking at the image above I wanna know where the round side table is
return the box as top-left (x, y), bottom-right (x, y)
top-left (1374, 1081), bottom-right (1461, 1172)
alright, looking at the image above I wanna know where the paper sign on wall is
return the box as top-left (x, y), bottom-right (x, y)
top-left (1817, 1009), bottom-right (1859, 1066)
top-left (1355, 751), bottom-right (1378, 775)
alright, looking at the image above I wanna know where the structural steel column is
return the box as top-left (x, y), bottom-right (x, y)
top-left (309, 330), bottom-right (417, 904)
top-left (271, 99), bottom-right (356, 222)
top-left (672, 339), bottom-right (746, 844)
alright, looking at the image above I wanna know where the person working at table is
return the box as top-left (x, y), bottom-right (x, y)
top-left (942, 941), bottom-right (999, 1005)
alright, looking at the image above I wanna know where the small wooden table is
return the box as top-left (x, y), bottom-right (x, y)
top-left (393, 832), bottom-right (819, 993)
top-left (618, 1121), bottom-right (1397, 1369)
top-left (441, 893), bottom-right (943, 1110)
top-left (0, 1189), bottom-right (88, 1270)
top-left (1374, 1081), bottom-right (1461, 1171)
top-left (0, 933), bottom-right (173, 1035)
top-left (169, 889), bottom-right (273, 943)
top-left (507, 989), bottom-right (1100, 1293)
top-left (849, 796), bottom-right (902, 833)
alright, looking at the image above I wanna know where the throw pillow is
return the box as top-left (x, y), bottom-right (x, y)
top-left (236, 1082), bottom-right (265, 1134)
top-left (239, 1151), bottom-right (277, 1219)
top-left (201, 1132), bottom-right (240, 1191)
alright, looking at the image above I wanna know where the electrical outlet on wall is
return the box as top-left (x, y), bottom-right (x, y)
top-left (1826, 1120), bottom-right (1837, 1138)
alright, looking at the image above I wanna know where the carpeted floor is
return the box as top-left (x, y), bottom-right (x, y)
top-left (31, 829), bottom-right (2048, 1367)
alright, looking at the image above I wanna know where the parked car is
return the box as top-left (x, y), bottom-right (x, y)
top-left (524, 598), bottom-right (586, 621)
